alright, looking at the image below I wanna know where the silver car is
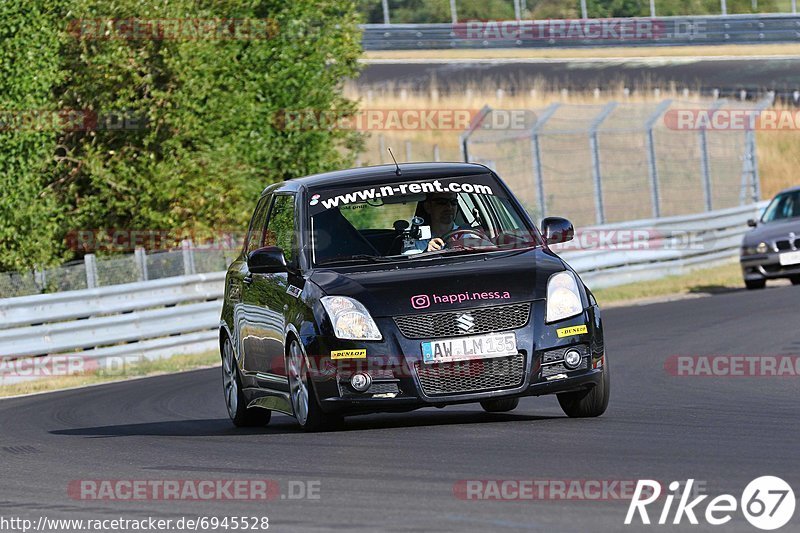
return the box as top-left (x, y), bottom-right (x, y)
top-left (740, 186), bottom-right (800, 290)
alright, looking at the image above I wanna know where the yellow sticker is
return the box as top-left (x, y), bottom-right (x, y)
top-left (556, 325), bottom-right (588, 338)
top-left (330, 349), bottom-right (367, 360)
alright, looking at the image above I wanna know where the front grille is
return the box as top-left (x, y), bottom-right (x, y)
top-left (394, 303), bottom-right (531, 339)
top-left (414, 354), bottom-right (525, 396)
top-left (775, 240), bottom-right (792, 251)
top-left (367, 382), bottom-right (400, 395)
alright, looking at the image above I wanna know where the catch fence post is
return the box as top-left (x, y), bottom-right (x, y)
top-left (134, 247), bottom-right (149, 281)
top-left (644, 100), bottom-right (672, 218)
top-left (182, 240), bottom-right (196, 276)
top-left (529, 103), bottom-right (560, 220)
top-left (459, 105), bottom-right (492, 162)
top-left (699, 100), bottom-right (725, 212)
top-left (589, 102), bottom-right (618, 225)
top-left (84, 254), bottom-right (98, 289)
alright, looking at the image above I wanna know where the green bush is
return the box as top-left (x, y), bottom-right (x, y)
top-left (0, 0), bottom-right (364, 272)
top-left (0, 2), bottom-right (66, 271)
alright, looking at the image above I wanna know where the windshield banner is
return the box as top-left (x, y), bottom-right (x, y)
top-left (308, 175), bottom-right (504, 216)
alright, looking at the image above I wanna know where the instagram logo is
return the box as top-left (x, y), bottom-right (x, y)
top-left (410, 295), bottom-right (430, 309)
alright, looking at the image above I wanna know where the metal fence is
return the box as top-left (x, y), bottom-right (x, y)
top-left (0, 243), bottom-right (239, 299)
top-left (0, 273), bottom-right (223, 384)
top-left (364, 1), bottom-right (800, 25)
top-left (461, 99), bottom-right (768, 228)
top-left (557, 201), bottom-right (768, 288)
top-left (361, 14), bottom-right (800, 50)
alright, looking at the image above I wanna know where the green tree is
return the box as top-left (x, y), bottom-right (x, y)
top-left (53, 0), bottom-right (363, 251)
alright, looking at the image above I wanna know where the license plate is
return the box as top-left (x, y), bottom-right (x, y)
top-left (421, 333), bottom-right (517, 364)
top-left (779, 251), bottom-right (800, 266)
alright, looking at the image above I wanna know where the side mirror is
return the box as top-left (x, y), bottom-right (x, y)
top-left (541, 217), bottom-right (574, 245)
top-left (247, 246), bottom-right (287, 274)
top-left (747, 219), bottom-right (758, 228)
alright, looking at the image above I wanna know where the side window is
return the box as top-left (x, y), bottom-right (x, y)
top-left (244, 194), bottom-right (271, 255)
top-left (264, 194), bottom-right (297, 264)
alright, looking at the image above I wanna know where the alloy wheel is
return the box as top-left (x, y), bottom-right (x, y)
top-left (222, 338), bottom-right (238, 419)
top-left (287, 341), bottom-right (309, 425)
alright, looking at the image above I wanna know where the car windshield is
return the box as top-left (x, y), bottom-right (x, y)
top-left (308, 174), bottom-right (540, 265)
top-left (761, 190), bottom-right (800, 223)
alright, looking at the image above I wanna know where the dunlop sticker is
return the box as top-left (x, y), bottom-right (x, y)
top-left (331, 349), bottom-right (367, 360)
top-left (556, 325), bottom-right (588, 338)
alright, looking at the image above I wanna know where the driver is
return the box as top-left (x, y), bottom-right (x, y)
top-left (417, 192), bottom-right (461, 252)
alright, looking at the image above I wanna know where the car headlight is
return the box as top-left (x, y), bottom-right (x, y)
top-left (546, 271), bottom-right (583, 323)
top-left (320, 296), bottom-right (382, 341)
top-left (756, 242), bottom-right (769, 254)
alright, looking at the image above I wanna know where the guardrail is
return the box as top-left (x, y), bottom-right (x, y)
top-left (0, 202), bottom-right (766, 384)
top-left (557, 201), bottom-right (768, 289)
top-left (361, 14), bottom-right (800, 50)
top-left (0, 273), bottom-right (224, 385)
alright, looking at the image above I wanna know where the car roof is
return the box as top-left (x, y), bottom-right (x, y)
top-left (775, 185), bottom-right (800, 196)
top-left (262, 162), bottom-right (492, 195)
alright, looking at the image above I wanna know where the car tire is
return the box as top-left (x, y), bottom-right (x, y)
top-left (222, 336), bottom-right (271, 427)
top-left (480, 397), bottom-right (520, 413)
top-left (287, 339), bottom-right (343, 432)
top-left (557, 356), bottom-right (609, 418)
top-left (745, 279), bottom-right (766, 290)
top-left (790, 276), bottom-right (800, 286)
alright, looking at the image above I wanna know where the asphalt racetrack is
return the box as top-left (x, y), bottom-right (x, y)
top-left (1, 284), bottom-right (798, 532)
top-left (360, 57), bottom-right (800, 99)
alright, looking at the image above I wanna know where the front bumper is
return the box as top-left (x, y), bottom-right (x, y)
top-left (741, 253), bottom-right (800, 280)
top-left (301, 302), bottom-right (604, 414)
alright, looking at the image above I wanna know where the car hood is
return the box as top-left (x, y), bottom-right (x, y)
top-left (309, 248), bottom-right (567, 318)
top-left (742, 219), bottom-right (800, 246)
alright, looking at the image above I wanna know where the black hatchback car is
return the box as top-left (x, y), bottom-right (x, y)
top-left (220, 163), bottom-right (608, 430)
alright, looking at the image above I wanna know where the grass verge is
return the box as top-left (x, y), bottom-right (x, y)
top-left (364, 43), bottom-right (800, 61)
top-left (0, 350), bottom-right (220, 398)
top-left (591, 261), bottom-right (747, 306)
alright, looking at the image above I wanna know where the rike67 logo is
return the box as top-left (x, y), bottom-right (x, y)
top-left (625, 477), bottom-right (796, 530)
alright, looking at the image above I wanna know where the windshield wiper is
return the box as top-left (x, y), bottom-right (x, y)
top-left (315, 254), bottom-right (394, 266)
top-left (427, 243), bottom-right (538, 259)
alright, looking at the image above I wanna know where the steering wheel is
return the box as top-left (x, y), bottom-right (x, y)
top-left (440, 228), bottom-right (492, 249)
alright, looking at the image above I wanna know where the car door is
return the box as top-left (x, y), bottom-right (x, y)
top-left (241, 193), bottom-right (299, 383)
top-left (232, 193), bottom-right (271, 375)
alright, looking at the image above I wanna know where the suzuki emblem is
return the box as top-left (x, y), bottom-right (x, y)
top-left (456, 313), bottom-right (475, 332)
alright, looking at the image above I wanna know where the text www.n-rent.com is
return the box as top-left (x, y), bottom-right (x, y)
top-left (313, 180), bottom-right (494, 210)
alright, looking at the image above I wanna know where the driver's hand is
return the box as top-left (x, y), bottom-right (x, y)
top-left (426, 238), bottom-right (445, 252)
